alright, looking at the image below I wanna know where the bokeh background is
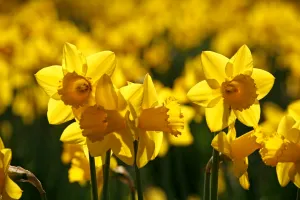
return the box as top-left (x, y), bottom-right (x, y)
top-left (1, 0), bottom-right (300, 199)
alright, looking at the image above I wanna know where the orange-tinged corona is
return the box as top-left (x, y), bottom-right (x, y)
top-left (221, 74), bottom-right (258, 111)
top-left (58, 72), bottom-right (92, 108)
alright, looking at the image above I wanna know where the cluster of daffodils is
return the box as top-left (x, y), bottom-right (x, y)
top-left (35, 42), bottom-right (185, 179)
top-left (187, 44), bottom-right (300, 191)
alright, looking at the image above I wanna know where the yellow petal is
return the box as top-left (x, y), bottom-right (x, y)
top-left (277, 115), bottom-right (300, 143)
top-left (288, 100), bottom-right (300, 120)
top-left (233, 158), bottom-right (248, 178)
top-left (158, 136), bottom-right (169, 157)
top-left (187, 80), bottom-right (222, 108)
top-left (227, 45), bottom-right (253, 77)
top-left (142, 74), bottom-right (159, 109)
top-left (110, 131), bottom-right (134, 165)
top-left (239, 172), bottom-right (250, 190)
top-left (149, 131), bottom-right (163, 160)
top-left (201, 51), bottom-right (227, 85)
top-left (62, 43), bottom-right (87, 76)
top-left (120, 83), bottom-right (143, 115)
top-left (86, 51), bottom-right (116, 84)
top-left (205, 99), bottom-right (236, 132)
top-left (0, 137), bottom-right (4, 149)
top-left (34, 65), bottom-right (63, 100)
top-left (60, 122), bottom-right (86, 145)
top-left (234, 101), bottom-right (260, 127)
top-left (4, 176), bottom-right (22, 199)
top-left (47, 99), bottom-right (74, 124)
top-left (168, 127), bottom-right (193, 146)
top-left (1, 148), bottom-right (12, 173)
top-left (87, 136), bottom-right (112, 157)
top-left (251, 68), bottom-right (275, 100)
top-left (276, 162), bottom-right (293, 187)
top-left (136, 130), bottom-right (163, 168)
top-left (211, 131), bottom-right (231, 158)
top-left (95, 74), bottom-right (118, 110)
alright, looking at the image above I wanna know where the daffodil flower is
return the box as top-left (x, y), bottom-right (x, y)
top-left (0, 138), bottom-right (22, 200)
top-left (187, 45), bottom-right (275, 132)
top-left (211, 125), bottom-right (261, 189)
top-left (259, 115), bottom-right (300, 187)
top-left (35, 43), bottom-right (116, 124)
top-left (120, 74), bottom-right (184, 168)
top-left (60, 74), bottom-right (134, 165)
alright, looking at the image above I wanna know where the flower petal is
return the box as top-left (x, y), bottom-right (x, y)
top-left (158, 136), bottom-right (169, 157)
top-left (87, 136), bottom-right (113, 157)
top-left (288, 100), bottom-right (300, 121)
top-left (62, 43), bottom-right (87, 76)
top-left (120, 83), bottom-right (144, 115)
top-left (111, 131), bottom-right (134, 165)
top-left (1, 148), bottom-right (12, 173)
top-left (142, 74), bottom-right (159, 109)
top-left (277, 115), bottom-right (300, 143)
top-left (233, 158), bottom-right (248, 178)
top-left (228, 45), bottom-right (253, 77)
top-left (47, 99), bottom-right (74, 124)
top-left (239, 172), bottom-right (250, 190)
top-left (234, 101), bottom-right (260, 127)
top-left (276, 162), bottom-right (293, 187)
top-left (211, 131), bottom-right (231, 158)
top-left (187, 80), bottom-right (222, 108)
top-left (4, 176), bottom-right (22, 199)
top-left (205, 99), bottom-right (236, 132)
top-left (201, 51), bottom-right (227, 85)
top-left (60, 122), bottom-right (86, 145)
top-left (35, 65), bottom-right (63, 99)
top-left (136, 130), bottom-right (163, 168)
top-left (86, 51), bottom-right (116, 83)
top-left (95, 74), bottom-right (118, 110)
top-left (251, 68), bottom-right (275, 100)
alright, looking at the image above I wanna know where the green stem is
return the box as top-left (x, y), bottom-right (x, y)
top-left (210, 136), bottom-right (220, 200)
top-left (89, 153), bottom-right (98, 200)
top-left (297, 188), bottom-right (300, 200)
top-left (204, 157), bottom-right (213, 200)
top-left (134, 140), bottom-right (143, 200)
top-left (102, 149), bottom-right (111, 200)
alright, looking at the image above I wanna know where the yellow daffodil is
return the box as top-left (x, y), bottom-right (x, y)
top-left (60, 74), bottom-right (134, 165)
top-left (35, 43), bottom-right (116, 124)
top-left (261, 102), bottom-right (285, 132)
top-left (260, 115), bottom-right (300, 187)
top-left (187, 45), bottom-right (275, 132)
top-left (0, 138), bottom-right (22, 200)
top-left (120, 74), bottom-right (184, 168)
top-left (211, 125), bottom-right (261, 189)
top-left (288, 100), bottom-right (300, 120)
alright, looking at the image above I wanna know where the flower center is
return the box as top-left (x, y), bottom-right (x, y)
top-left (221, 74), bottom-right (258, 111)
top-left (58, 72), bottom-right (92, 108)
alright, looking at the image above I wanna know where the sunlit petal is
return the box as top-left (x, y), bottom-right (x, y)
top-left (47, 99), bottom-right (74, 124)
top-left (276, 162), bottom-right (293, 187)
top-left (86, 51), bottom-right (116, 83)
top-left (234, 101), bottom-right (260, 127)
top-left (60, 122), bottom-right (86, 145)
top-left (228, 45), bottom-right (253, 77)
top-left (187, 80), bottom-right (222, 108)
top-left (205, 99), bottom-right (236, 132)
top-left (201, 51), bottom-right (227, 85)
top-left (35, 65), bottom-right (63, 99)
top-left (251, 68), bottom-right (275, 100)
top-left (62, 43), bottom-right (87, 76)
